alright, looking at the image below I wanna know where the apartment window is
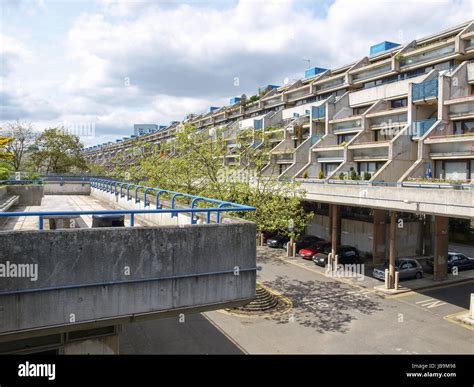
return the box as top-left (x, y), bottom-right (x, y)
top-left (453, 120), bottom-right (474, 135)
top-left (435, 159), bottom-right (471, 180)
top-left (357, 161), bottom-right (385, 175)
top-left (337, 133), bottom-right (355, 144)
top-left (390, 98), bottom-right (408, 109)
top-left (362, 61), bottom-right (453, 90)
top-left (323, 163), bottom-right (339, 177)
top-left (353, 106), bottom-right (371, 115)
top-left (374, 130), bottom-right (395, 142)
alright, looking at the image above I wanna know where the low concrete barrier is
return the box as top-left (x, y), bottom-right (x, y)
top-left (5, 185), bottom-right (43, 206)
top-left (44, 181), bottom-right (91, 195)
top-left (0, 222), bottom-right (257, 335)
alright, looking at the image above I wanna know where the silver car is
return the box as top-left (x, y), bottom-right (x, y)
top-left (373, 259), bottom-right (423, 281)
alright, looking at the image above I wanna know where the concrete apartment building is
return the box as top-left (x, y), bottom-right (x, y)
top-left (83, 21), bottom-right (474, 285)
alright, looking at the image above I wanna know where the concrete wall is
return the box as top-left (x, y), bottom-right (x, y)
top-left (307, 214), bottom-right (423, 257)
top-left (63, 335), bottom-right (119, 355)
top-left (0, 187), bottom-right (7, 201)
top-left (44, 182), bottom-right (91, 195)
top-left (6, 185), bottom-right (43, 206)
top-left (0, 222), bottom-right (257, 335)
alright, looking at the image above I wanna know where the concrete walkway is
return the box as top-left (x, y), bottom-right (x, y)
top-left (0, 194), bottom-right (141, 231)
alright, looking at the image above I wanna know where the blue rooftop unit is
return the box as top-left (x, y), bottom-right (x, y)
top-left (158, 125), bottom-right (167, 130)
top-left (229, 97), bottom-right (241, 105)
top-left (170, 121), bottom-right (179, 125)
top-left (304, 67), bottom-right (327, 78)
top-left (370, 41), bottom-right (400, 56)
top-left (116, 139), bottom-right (122, 142)
top-left (259, 84), bottom-right (280, 95)
top-left (208, 106), bottom-right (220, 112)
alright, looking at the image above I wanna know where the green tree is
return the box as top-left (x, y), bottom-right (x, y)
top-left (105, 123), bottom-right (313, 238)
top-left (1, 121), bottom-right (35, 171)
top-left (30, 128), bottom-right (86, 173)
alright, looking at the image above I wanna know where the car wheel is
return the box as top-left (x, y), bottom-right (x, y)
top-left (415, 272), bottom-right (422, 279)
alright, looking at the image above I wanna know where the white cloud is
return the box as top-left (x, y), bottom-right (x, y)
top-left (1, 0), bottom-right (472, 145)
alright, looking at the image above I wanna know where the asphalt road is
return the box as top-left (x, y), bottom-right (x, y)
top-left (120, 246), bottom-right (474, 354)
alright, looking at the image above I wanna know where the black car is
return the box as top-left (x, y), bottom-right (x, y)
top-left (427, 252), bottom-right (474, 272)
top-left (266, 234), bottom-right (290, 248)
top-left (312, 245), bottom-right (360, 267)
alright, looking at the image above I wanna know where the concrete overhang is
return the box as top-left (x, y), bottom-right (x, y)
top-left (300, 182), bottom-right (473, 219)
top-left (313, 145), bottom-right (344, 152)
top-left (444, 95), bottom-right (474, 105)
top-left (317, 158), bottom-right (344, 163)
top-left (365, 107), bottom-right (408, 119)
top-left (425, 134), bottom-right (474, 144)
top-left (430, 152), bottom-right (473, 159)
top-left (349, 141), bottom-right (390, 150)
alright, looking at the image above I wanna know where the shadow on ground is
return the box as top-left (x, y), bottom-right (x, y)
top-left (265, 275), bottom-right (384, 334)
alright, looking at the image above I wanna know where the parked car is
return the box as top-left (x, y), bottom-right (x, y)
top-left (261, 230), bottom-right (278, 244)
top-left (292, 235), bottom-right (326, 252)
top-left (266, 234), bottom-right (290, 248)
top-left (427, 252), bottom-right (474, 272)
top-left (373, 259), bottom-right (423, 281)
top-left (298, 242), bottom-right (331, 260)
top-left (312, 245), bottom-right (360, 267)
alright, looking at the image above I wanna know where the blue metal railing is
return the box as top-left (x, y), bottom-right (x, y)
top-left (412, 78), bottom-right (438, 101)
top-left (0, 179), bottom-right (255, 229)
top-left (411, 118), bottom-right (437, 138)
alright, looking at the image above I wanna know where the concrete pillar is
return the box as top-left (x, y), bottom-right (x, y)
top-left (422, 215), bottom-right (434, 256)
top-left (330, 204), bottom-right (340, 260)
top-left (388, 211), bottom-right (397, 289)
top-left (433, 216), bottom-right (449, 281)
top-left (373, 209), bottom-right (388, 264)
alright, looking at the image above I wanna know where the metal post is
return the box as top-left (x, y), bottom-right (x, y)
top-left (331, 204), bottom-right (338, 260)
top-left (130, 213), bottom-right (134, 227)
top-left (38, 216), bottom-right (44, 230)
top-left (389, 211), bottom-right (397, 289)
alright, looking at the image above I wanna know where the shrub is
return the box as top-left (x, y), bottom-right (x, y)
top-left (350, 170), bottom-right (358, 180)
top-left (24, 171), bottom-right (41, 180)
top-left (339, 172), bottom-right (345, 180)
top-left (318, 170), bottom-right (325, 179)
top-left (0, 167), bottom-right (10, 180)
top-left (302, 170), bottom-right (309, 179)
top-left (363, 172), bottom-right (371, 180)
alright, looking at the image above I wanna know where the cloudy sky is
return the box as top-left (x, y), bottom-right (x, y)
top-left (0, 0), bottom-right (472, 146)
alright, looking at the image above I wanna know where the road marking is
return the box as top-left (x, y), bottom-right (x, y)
top-left (415, 298), bottom-right (447, 309)
top-left (443, 311), bottom-right (474, 331)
